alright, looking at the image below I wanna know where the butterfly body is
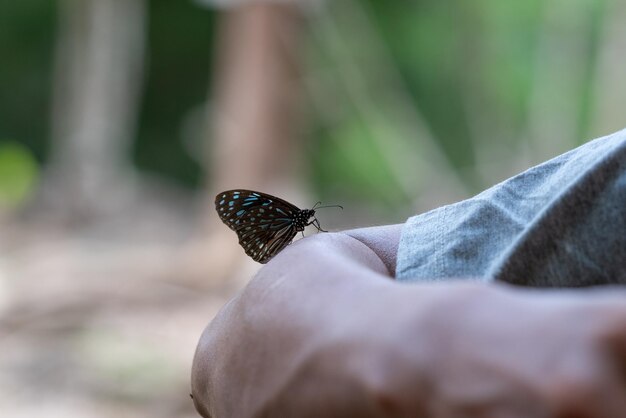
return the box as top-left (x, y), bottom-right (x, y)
top-left (215, 190), bottom-right (324, 263)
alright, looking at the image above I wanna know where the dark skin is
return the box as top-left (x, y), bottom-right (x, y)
top-left (192, 225), bottom-right (626, 417)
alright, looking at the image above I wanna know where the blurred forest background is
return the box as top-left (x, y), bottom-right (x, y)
top-left (1, 0), bottom-right (625, 417)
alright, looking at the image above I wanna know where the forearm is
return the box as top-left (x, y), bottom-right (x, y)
top-left (191, 230), bottom-right (405, 417)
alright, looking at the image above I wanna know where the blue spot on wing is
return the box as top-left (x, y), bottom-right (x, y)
top-left (243, 196), bottom-right (262, 206)
top-left (236, 209), bottom-right (245, 216)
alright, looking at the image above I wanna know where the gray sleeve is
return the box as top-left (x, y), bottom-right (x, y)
top-left (396, 128), bottom-right (626, 287)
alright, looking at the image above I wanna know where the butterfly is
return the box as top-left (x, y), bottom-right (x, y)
top-left (215, 189), bottom-right (342, 263)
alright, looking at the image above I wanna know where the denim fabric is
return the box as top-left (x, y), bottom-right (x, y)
top-left (396, 128), bottom-right (626, 287)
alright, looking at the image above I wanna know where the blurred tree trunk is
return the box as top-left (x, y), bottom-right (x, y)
top-left (208, 3), bottom-right (304, 195)
top-left (45, 0), bottom-right (146, 222)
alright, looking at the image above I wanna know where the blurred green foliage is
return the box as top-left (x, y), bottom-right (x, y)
top-left (134, 0), bottom-right (216, 188)
top-left (0, 0), bottom-right (617, 212)
top-left (0, 142), bottom-right (38, 209)
top-left (0, 0), bottom-right (56, 162)
top-left (314, 117), bottom-right (406, 206)
top-left (311, 0), bottom-right (613, 209)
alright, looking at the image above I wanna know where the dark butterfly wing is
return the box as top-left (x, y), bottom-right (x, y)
top-left (215, 190), bottom-right (300, 229)
top-left (215, 190), bottom-right (303, 263)
top-left (235, 211), bottom-right (297, 263)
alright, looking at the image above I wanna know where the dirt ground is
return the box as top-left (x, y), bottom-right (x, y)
top-left (0, 196), bottom-right (256, 418)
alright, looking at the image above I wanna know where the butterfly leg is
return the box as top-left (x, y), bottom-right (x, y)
top-left (309, 218), bottom-right (328, 232)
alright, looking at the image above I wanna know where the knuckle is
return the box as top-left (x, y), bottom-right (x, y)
top-left (545, 367), bottom-right (606, 417)
top-left (592, 312), bottom-right (626, 353)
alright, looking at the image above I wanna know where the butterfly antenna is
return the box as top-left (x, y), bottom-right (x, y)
top-left (313, 204), bottom-right (343, 211)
